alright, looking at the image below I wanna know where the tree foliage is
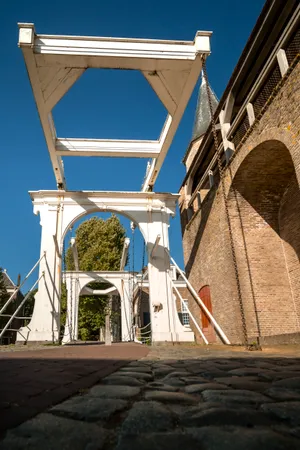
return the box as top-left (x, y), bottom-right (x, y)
top-left (0, 268), bottom-right (8, 302)
top-left (63, 215), bottom-right (126, 341)
top-left (77, 296), bottom-right (107, 341)
top-left (66, 215), bottom-right (126, 271)
top-left (0, 268), bottom-right (9, 329)
top-left (23, 288), bottom-right (37, 325)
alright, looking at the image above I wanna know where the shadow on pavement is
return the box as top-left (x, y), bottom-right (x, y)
top-left (0, 343), bottom-right (149, 436)
top-left (1, 344), bottom-right (300, 448)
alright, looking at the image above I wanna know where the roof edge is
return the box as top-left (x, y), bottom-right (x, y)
top-left (179, 0), bottom-right (276, 190)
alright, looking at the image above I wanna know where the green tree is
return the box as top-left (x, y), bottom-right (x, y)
top-left (23, 288), bottom-right (37, 326)
top-left (0, 268), bottom-right (9, 301)
top-left (59, 283), bottom-right (67, 340)
top-left (66, 215), bottom-right (126, 271)
top-left (0, 268), bottom-right (9, 329)
top-left (64, 215), bottom-right (126, 341)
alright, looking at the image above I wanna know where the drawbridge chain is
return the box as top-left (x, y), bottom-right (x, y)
top-left (62, 233), bottom-right (74, 342)
top-left (202, 58), bottom-right (254, 350)
top-left (137, 241), bottom-right (146, 327)
top-left (130, 223), bottom-right (136, 338)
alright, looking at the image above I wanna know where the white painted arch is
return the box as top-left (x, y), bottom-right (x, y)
top-left (17, 190), bottom-right (192, 344)
top-left (62, 271), bottom-right (133, 344)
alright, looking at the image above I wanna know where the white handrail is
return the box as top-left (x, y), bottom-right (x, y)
top-left (0, 272), bottom-right (44, 339)
top-left (0, 252), bottom-right (46, 316)
top-left (0, 314), bottom-right (32, 320)
top-left (168, 252), bottom-right (231, 345)
top-left (133, 325), bottom-right (143, 344)
top-left (139, 322), bottom-right (151, 331)
top-left (133, 322), bottom-right (152, 344)
top-left (139, 329), bottom-right (152, 335)
top-left (171, 278), bottom-right (208, 345)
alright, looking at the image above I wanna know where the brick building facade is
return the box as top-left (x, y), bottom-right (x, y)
top-left (179, 0), bottom-right (300, 345)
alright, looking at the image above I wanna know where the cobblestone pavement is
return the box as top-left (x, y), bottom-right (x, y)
top-left (1, 344), bottom-right (300, 449)
top-left (0, 343), bottom-right (149, 436)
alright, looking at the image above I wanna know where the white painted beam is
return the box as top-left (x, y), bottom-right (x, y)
top-left (219, 110), bottom-right (235, 157)
top-left (276, 49), bottom-right (289, 77)
top-left (81, 286), bottom-right (117, 296)
top-left (19, 23), bottom-right (211, 191)
top-left (18, 24), bottom-right (66, 189)
top-left (158, 70), bottom-right (190, 105)
top-left (70, 237), bottom-right (79, 271)
top-left (120, 238), bottom-right (130, 271)
top-left (246, 103), bottom-right (255, 126)
top-left (143, 71), bottom-right (177, 115)
top-left (55, 138), bottom-right (161, 158)
top-left (22, 26), bottom-right (211, 65)
top-left (142, 54), bottom-right (203, 191)
top-left (223, 91), bottom-right (235, 123)
top-left (141, 116), bottom-right (172, 191)
top-left (43, 68), bottom-right (85, 112)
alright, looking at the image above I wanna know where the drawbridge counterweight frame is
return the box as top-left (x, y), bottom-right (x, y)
top-left (18, 23), bottom-right (211, 191)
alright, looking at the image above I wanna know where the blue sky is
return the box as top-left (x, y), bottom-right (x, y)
top-left (0, 0), bottom-right (265, 288)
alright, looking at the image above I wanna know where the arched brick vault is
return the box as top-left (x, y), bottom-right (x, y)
top-left (223, 126), bottom-right (300, 194)
top-left (227, 138), bottom-right (300, 340)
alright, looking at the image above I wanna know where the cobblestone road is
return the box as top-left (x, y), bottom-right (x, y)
top-left (1, 344), bottom-right (300, 449)
top-left (0, 343), bottom-right (149, 436)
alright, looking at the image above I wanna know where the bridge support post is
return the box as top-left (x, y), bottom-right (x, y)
top-left (105, 295), bottom-right (112, 346)
top-left (17, 201), bottom-right (63, 343)
top-left (20, 190), bottom-right (193, 344)
top-left (62, 275), bottom-right (79, 344)
top-left (146, 209), bottom-right (194, 343)
top-left (120, 278), bottom-right (133, 341)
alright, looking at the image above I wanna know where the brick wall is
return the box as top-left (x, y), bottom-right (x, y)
top-left (179, 61), bottom-right (300, 345)
top-left (279, 178), bottom-right (300, 325)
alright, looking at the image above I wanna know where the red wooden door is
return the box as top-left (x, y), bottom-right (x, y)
top-left (199, 285), bottom-right (216, 343)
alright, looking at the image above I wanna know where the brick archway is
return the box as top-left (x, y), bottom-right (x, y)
top-left (228, 138), bottom-right (300, 341)
top-left (224, 126), bottom-right (300, 194)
